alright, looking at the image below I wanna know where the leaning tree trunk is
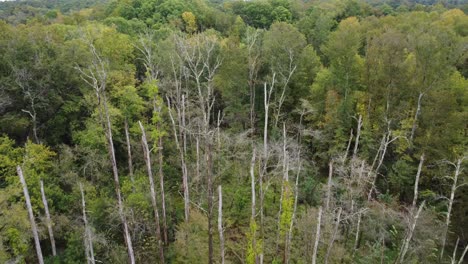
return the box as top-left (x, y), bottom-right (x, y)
top-left (17, 166), bottom-right (44, 264)
top-left (40, 180), bottom-right (56, 256)
top-left (139, 121), bottom-right (165, 263)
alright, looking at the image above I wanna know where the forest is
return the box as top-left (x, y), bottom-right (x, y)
top-left (0, 0), bottom-right (467, 263)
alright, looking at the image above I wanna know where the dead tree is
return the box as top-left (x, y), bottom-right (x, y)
top-left (218, 185), bottom-right (225, 264)
top-left (352, 114), bottom-right (363, 159)
top-left (167, 95), bottom-right (190, 223)
top-left (40, 180), bottom-right (56, 256)
top-left (326, 161), bottom-right (334, 211)
top-left (246, 28), bottom-right (262, 130)
top-left (312, 206), bottom-right (323, 264)
top-left (398, 201), bottom-right (426, 263)
top-left (158, 133), bottom-right (168, 244)
top-left (441, 157), bottom-right (466, 261)
top-left (324, 207), bottom-right (342, 264)
top-left (139, 121), bottom-right (165, 263)
top-left (80, 183), bottom-right (95, 264)
top-left (412, 153), bottom-right (425, 208)
top-left (17, 166), bottom-right (44, 264)
top-left (124, 119), bottom-right (135, 189)
top-left (410, 92), bottom-right (424, 143)
top-left (77, 41), bottom-right (135, 263)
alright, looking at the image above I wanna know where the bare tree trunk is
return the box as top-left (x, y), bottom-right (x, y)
top-left (139, 121), bottom-right (164, 263)
top-left (250, 148), bottom-right (258, 263)
top-left (457, 243), bottom-right (468, 264)
top-left (40, 180), bottom-right (56, 256)
top-left (218, 185), bottom-right (225, 264)
top-left (352, 114), bottom-right (362, 159)
top-left (17, 166), bottom-right (44, 264)
top-left (158, 135), bottom-right (168, 244)
top-left (410, 92), bottom-right (424, 143)
top-left (451, 237), bottom-right (460, 264)
top-left (167, 96), bottom-right (190, 223)
top-left (398, 201), bottom-right (425, 264)
top-left (326, 161), bottom-right (334, 211)
top-left (324, 208), bottom-right (342, 264)
top-left (286, 159), bottom-right (302, 264)
top-left (80, 183), bottom-right (95, 264)
top-left (412, 154), bottom-right (425, 208)
top-left (77, 42), bottom-right (134, 263)
top-left (352, 211), bottom-right (362, 257)
top-left (103, 94), bottom-right (135, 264)
top-left (247, 28), bottom-right (260, 131)
top-left (124, 119), bottom-right (135, 189)
top-left (343, 129), bottom-right (353, 162)
top-left (207, 142), bottom-right (214, 264)
top-left (441, 158), bottom-right (464, 261)
top-left (312, 206), bottom-right (323, 264)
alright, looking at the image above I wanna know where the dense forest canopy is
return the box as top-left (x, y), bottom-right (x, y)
top-left (0, 0), bottom-right (467, 263)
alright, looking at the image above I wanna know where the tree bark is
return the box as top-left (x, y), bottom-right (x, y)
top-left (17, 166), bottom-right (44, 264)
top-left (80, 183), bottom-right (95, 264)
top-left (139, 121), bottom-right (165, 263)
top-left (312, 206), bottom-right (323, 264)
top-left (218, 185), bottom-right (225, 264)
top-left (40, 180), bottom-right (56, 256)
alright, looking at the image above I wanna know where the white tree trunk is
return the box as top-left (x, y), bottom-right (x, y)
top-left (326, 161), bottom-right (334, 211)
top-left (158, 135), bottom-right (168, 244)
top-left (218, 185), bottom-right (225, 264)
top-left (441, 158), bottom-right (463, 261)
top-left (410, 92), bottom-right (424, 143)
top-left (40, 180), bottom-right (56, 256)
top-left (124, 119), bottom-right (135, 189)
top-left (80, 183), bottom-right (95, 264)
top-left (412, 154), bottom-right (425, 208)
top-left (139, 121), bottom-right (165, 263)
top-left (352, 114), bottom-right (362, 159)
top-left (312, 206), bottom-right (323, 264)
top-left (398, 201), bottom-right (425, 263)
top-left (324, 207), bottom-right (342, 264)
top-left (17, 166), bottom-right (44, 264)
